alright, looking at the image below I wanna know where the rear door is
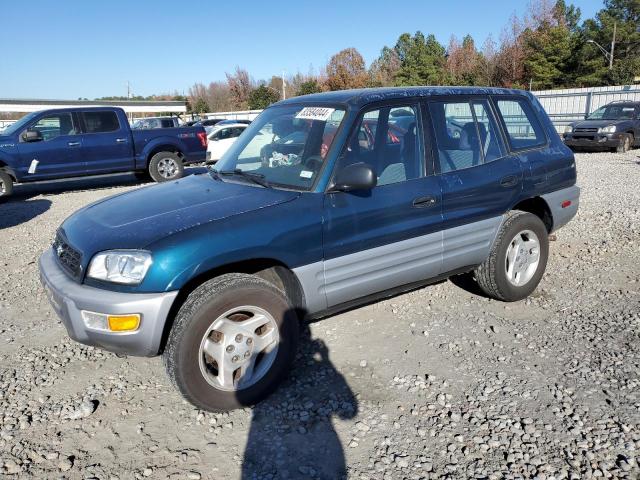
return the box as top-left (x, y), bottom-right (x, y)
top-left (79, 110), bottom-right (133, 173)
top-left (427, 96), bottom-right (523, 273)
top-left (322, 101), bottom-right (443, 307)
top-left (16, 111), bottom-right (85, 179)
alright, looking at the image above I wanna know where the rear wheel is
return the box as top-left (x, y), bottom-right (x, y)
top-left (474, 211), bottom-right (549, 302)
top-left (149, 152), bottom-right (184, 182)
top-left (0, 171), bottom-right (14, 202)
top-left (163, 273), bottom-right (299, 411)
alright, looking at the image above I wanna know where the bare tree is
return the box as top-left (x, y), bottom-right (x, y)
top-left (225, 67), bottom-right (253, 110)
top-left (495, 13), bottom-right (527, 88)
top-left (206, 81), bottom-right (234, 112)
top-left (188, 83), bottom-right (210, 112)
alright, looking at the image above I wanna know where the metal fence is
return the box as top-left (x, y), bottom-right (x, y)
top-left (532, 85), bottom-right (640, 132)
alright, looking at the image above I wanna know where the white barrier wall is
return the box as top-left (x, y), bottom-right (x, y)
top-left (533, 85), bottom-right (640, 131)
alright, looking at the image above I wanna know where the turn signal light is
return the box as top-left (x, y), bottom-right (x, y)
top-left (81, 311), bottom-right (141, 332)
top-left (108, 314), bottom-right (141, 332)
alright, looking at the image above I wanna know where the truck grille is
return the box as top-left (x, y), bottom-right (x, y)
top-left (52, 231), bottom-right (82, 279)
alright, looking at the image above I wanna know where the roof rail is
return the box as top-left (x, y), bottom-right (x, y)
top-left (606, 99), bottom-right (637, 104)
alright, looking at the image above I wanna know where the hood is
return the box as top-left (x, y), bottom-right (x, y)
top-left (572, 119), bottom-right (631, 129)
top-left (60, 173), bottom-right (299, 255)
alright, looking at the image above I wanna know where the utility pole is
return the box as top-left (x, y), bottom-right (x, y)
top-left (281, 71), bottom-right (286, 101)
top-left (127, 81), bottom-right (131, 99)
top-left (609, 22), bottom-right (616, 70)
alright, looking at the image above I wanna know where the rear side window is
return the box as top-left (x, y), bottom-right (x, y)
top-left (428, 99), bottom-right (505, 174)
top-left (495, 98), bottom-right (546, 150)
top-left (82, 111), bottom-right (120, 133)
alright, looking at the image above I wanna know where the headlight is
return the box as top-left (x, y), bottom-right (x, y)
top-left (87, 250), bottom-right (152, 285)
top-left (598, 125), bottom-right (616, 133)
top-left (564, 125), bottom-right (573, 134)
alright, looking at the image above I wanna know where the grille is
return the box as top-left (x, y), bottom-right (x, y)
top-left (52, 231), bottom-right (82, 279)
top-left (575, 127), bottom-right (598, 133)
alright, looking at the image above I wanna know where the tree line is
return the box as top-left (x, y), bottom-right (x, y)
top-left (153, 0), bottom-right (640, 114)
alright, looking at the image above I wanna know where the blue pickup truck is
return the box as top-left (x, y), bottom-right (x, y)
top-left (0, 107), bottom-right (207, 200)
top-left (39, 87), bottom-right (579, 411)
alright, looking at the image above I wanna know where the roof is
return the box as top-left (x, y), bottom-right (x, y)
top-left (278, 86), bottom-right (530, 107)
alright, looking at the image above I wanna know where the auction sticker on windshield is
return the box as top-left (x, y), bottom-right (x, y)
top-left (295, 107), bottom-right (335, 122)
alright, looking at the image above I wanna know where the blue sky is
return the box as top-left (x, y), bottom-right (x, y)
top-left (0, 0), bottom-right (604, 99)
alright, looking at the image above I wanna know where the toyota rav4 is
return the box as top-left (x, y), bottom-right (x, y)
top-left (39, 87), bottom-right (579, 411)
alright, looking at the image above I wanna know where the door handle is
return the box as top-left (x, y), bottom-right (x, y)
top-left (500, 175), bottom-right (519, 188)
top-left (116, 138), bottom-right (128, 143)
top-left (67, 141), bottom-right (81, 147)
top-left (413, 195), bottom-right (437, 208)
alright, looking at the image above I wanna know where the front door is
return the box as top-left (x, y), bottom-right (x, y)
top-left (16, 111), bottom-right (84, 179)
top-left (426, 97), bottom-right (523, 273)
top-left (322, 102), bottom-right (443, 307)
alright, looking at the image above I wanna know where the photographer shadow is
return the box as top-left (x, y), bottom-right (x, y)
top-left (241, 326), bottom-right (357, 480)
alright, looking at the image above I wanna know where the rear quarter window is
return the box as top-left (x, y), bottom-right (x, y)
top-left (494, 98), bottom-right (547, 150)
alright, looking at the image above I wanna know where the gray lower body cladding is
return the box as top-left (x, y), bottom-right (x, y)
top-left (294, 216), bottom-right (504, 315)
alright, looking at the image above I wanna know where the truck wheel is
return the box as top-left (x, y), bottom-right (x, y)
top-left (149, 152), bottom-right (184, 182)
top-left (616, 134), bottom-right (632, 153)
top-left (474, 211), bottom-right (549, 302)
top-left (163, 273), bottom-right (299, 412)
top-left (0, 171), bottom-right (14, 202)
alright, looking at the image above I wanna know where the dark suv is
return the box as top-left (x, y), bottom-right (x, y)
top-left (40, 87), bottom-right (579, 411)
top-left (563, 101), bottom-right (640, 152)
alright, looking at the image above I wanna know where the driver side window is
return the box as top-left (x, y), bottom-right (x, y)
top-left (29, 113), bottom-right (77, 141)
top-left (335, 104), bottom-right (424, 187)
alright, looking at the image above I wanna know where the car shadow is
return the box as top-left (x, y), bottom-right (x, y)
top-left (0, 198), bottom-right (52, 229)
top-left (9, 166), bottom-right (208, 201)
top-left (240, 324), bottom-right (357, 480)
top-left (448, 272), bottom-right (492, 299)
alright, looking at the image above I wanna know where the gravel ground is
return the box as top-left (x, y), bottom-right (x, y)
top-left (0, 152), bottom-right (639, 480)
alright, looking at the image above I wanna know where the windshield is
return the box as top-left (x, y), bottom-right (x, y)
top-left (214, 104), bottom-right (346, 190)
top-left (1, 112), bottom-right (39, 136)
top-left (588, 105), bottom-right (637, 120)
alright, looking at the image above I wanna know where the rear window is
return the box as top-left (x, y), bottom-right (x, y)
top-left (495, 98), bottom-right (546, 150)
top-left (82, 111), bottom-right (120, 133)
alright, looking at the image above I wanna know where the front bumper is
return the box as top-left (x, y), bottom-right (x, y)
top-left (563, 132), bottom-right (624, 149)
top-left (39, 248), bottom-right (178, 356)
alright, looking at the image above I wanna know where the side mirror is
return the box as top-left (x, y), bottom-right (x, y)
top-left (22, 130), bottom-right (43, 142)
top-left (329, 163), bottom-right (377, 192)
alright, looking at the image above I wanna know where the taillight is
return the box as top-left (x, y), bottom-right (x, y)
top-left (197, 131), bottom-right (207, 148)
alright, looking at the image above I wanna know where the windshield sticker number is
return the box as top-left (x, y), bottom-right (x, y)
top-left (295, 107), bottom-right (335, 122)
top-left (300, 170), bottom-right (313, 179)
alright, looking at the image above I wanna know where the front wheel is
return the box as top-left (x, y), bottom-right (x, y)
top-left (474, 211), bottom-right (549, 302)
top-left (163, 273), bottom-right (299, 411)
top-left (148, 152), bottom-right (184, 182)
top-left (0, 171), bottom-right (14, 202)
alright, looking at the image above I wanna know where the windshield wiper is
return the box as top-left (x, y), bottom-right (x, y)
top-left (212, 168), bottom-right (271, 188)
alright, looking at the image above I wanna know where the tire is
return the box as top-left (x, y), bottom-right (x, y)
top-left (148, 152), bottom-right (184, 183)
top-left (0, 171), bottom-right (14, 202)
top-left (163, 273), bottom-right (299, 412)
top-left (616, 134), bottom-right (632, 153)
top-left (474, 211), bottom-right (549, 302)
